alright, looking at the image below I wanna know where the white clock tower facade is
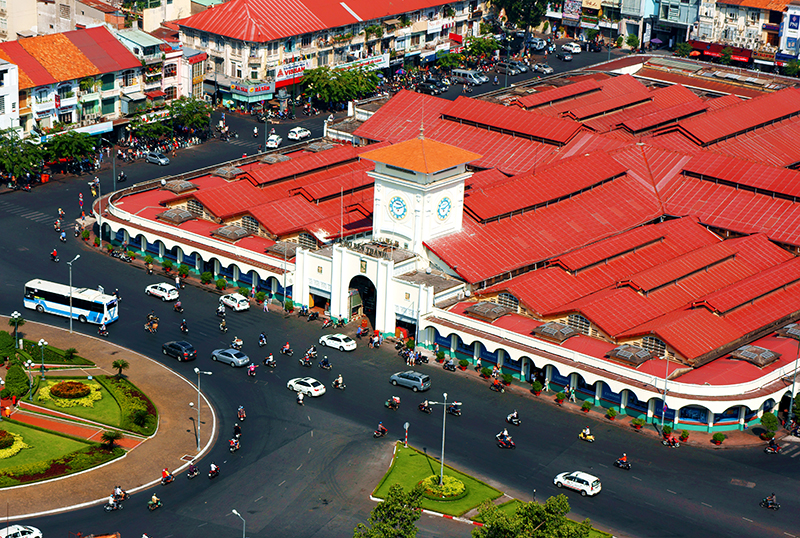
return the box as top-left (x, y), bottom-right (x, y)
top-left (362, 135), bottom-right (480, 257)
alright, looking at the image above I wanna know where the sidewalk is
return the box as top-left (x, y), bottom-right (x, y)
top-left (0, 317), bottom-right (216, 519)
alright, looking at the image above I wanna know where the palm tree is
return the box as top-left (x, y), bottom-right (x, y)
top-left (112, 359), bottom-right (130, 378)
top-left (101, 429), bottom-right (123, 449)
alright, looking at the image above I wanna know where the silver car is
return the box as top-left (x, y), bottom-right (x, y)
top-left (145, 151), bottom-right (170, 165)
top-left (390, 370), bottom-right (431, 392)
top-left (211, 348), bottom-right (250, 367)
top-left (508, 59), bottom-right (529, 73)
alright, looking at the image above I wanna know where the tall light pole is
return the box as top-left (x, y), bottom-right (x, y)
top-left (67, 255), bottom-right (80, 333)
top-left (10, 311), bottom-right (21, 348)
top-left (426, 393), bottom-right (454, 486)
top-left (232, 509), bottom-right (246, 538)
top-left (662, 354), bottom-right (669, 429)
top-left (102, 136), bottom-right (116, 192)
top-left (37, 339), bottom-right (47, 380)
top-left (788, 336), bottom-right (800, 426)
top-left (25, 360), bottom-right (34, 401)
top-left (193, 367), bottom-right (212, 451)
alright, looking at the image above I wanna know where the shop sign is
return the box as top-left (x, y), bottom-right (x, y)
top-left (334, 53), bottom-right (389, 71)
top-left (731, 54), bottom-right (750, 62)
top-left (582, 0), bottom-right (601, 9)
top-left (789, 15), bottom-right (800, 30)
top-left (275, 59), bottom-right (312, 83)
top-left (753, 49), bottom-right (776, 61)
top-left (450, 45), bottom-right (465, 54)
top-left (762, 23), bottom-right (780, 32)
top-left (230, 81), bottom-right (275, 95)
top-left (140, 109), bottom-right (170, 124)
top-left (562, 0), bottom-right (582, 20)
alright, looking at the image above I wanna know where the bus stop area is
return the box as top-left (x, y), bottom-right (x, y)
top-left (0, 316), bottom-right (216, 519)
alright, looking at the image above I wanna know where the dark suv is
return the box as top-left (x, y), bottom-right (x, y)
top-left (417, 82), bottom-right (441, 95)
top-left (162, 340), bottom-right (197, 362)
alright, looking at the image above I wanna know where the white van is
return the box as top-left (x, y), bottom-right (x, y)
top-left (561, 42), bottom-right (582, 54)
top-left (451, 69), bottom-right (484, 86)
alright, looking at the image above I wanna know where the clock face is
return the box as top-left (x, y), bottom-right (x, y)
top-left (388, 195), bottom-right (407, 220)
top-left (437, 196), bottom-right (452, 220)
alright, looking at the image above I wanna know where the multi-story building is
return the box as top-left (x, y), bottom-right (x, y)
top-left (180, 47), bottom-right (207, 99)
top-left (0, 26), bottom-right (141, 136)
top-left (695, 0), bottom-right (784, 49)
top-left (0, 0), bottom-right (37, 42)
top-left (0, 59), bottom-right (20, 132)
top-left (116, 28), bottom-right (183, 106)
top-left (38, 0), bottom-right (125, 35)
top-left (653, 0), bottom-right (700, 45)
top-left (178, 0), bottom-right (486, 107)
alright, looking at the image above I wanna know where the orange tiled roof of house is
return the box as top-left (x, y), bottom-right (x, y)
top-left (718, 0), bottom-right (790, 10)
top-left (360, 135), bottom-right (481, 174)
top-left (0, 49), bottom-right (33, 89)
top-left (18, 34), bottom-right (99, 82)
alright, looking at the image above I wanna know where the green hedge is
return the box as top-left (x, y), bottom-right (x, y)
top-left (0, 444), bottom-right (124, 487)
top-left (0, 332), bottom-right (15, 358)
top-left (1, 365), bottom-right (30, 398)
top-left (20, 340), bottom-right (93, 365)
top-left (96, 376), bottom-right (157, 435)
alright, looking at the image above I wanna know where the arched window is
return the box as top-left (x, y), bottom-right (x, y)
top-left (241, 215), bottom-right (259, 234)
top-left (298, 232), bottom-right (317, 250)
top-left (497, 292), bottom-right (519, 312)
top-left (567, 314), bottom-right (591, 335)
top-left (187, 199), bottom-right (204, 216)
top-left (642, 336), bottom-right (667, 357)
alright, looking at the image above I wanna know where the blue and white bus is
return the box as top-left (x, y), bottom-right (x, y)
top-left (23, 279), bottom-right (119, 325)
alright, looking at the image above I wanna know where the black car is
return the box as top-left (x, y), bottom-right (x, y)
top-left (556, 52), bottom-right (573, 61)
top-left (588, 42), bottom-right (602, 53)
top-left (426, 78), bottom-right (448, 93)
top-left (417, 82), bottom-right (441, 95)
top-left (162, 340), bottom-right (197, 362)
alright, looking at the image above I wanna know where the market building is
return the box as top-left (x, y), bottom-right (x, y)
top-left (97, 58), bottom-right (800, 434)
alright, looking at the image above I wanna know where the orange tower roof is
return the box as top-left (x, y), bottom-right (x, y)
top-left (360, 134), bottom-right (481, 174)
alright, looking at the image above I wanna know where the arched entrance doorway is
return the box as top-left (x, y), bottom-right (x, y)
top-left (348, 275), bottom-right (377, 328)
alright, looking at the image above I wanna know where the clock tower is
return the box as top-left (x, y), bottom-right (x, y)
top-left (361, 132), bottom-right (480, 257)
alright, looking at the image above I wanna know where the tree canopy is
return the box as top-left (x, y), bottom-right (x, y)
top-left (43, 130), bottom-right (95, 163)
top-left (466, 36), bottom-right (501, 57)
top-left (128, 109), bottom-right (171, 139)
top-left (490, 0), bottom-right (548, 30)
top-left (169, 97), bottom-right (212, 131)
top-left (353, 484), bottom-right (423, 538)
top-left (0, 129), bottom-right (44, 178)
top-left (302, 66), bottom-right (380, 105)
top-left (471, 495), bottom-right (592, 538)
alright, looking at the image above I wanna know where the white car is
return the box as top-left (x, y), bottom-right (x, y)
top-left (266, 134), bottom-right (283, 148)
top-left (288, 127), bottom-right (311, 140)
top-left (561, 42), bottom-right (582, 54)
top-left (553, 471), bottom-right (601, 496)
top-left (534, 63), bottom-right (554, 74)
top-left (145, 282), bottom-right (179, 301)
top-left (0, 526), bottom-right (42, 538)
top-left (220, 293), bottom-right (250, 311)
top-left (319, 333), bottom-right (357, 351)
top-left (287, 376), bottom-right (326, 397)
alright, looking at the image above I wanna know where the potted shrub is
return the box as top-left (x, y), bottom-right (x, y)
top-left (255, 291), bottom-right (266, 304)
top-left (81, 230), bottom-right (90, 241)
top-left (178, 264), bottom-right (191, 278)
top-left (501, 373), bottom-right (514, 385)
top-left (531, 380), bottom-right (543, 396)
top-left (458, 359), bottom-right (469, 371)
top-left (631, 417), bottom-right (645, 430)
top-left (238, 286), bottom-right (250, 297)
top-left (284, 299), bottom-right (294, 312)
top-left (127, 250), bottom-right (136, 260)
top-left (662, 425), bottom-right (673, 437)
top-left (201, 271), bottom-right (213, 284)
top-left (581, 400), bottom-right (593, 413)
top-left (480, 367), bottom-right (492, 378)
top-left (106, 244), bottom-right (114, 254)
top-left (144, 254), bottom-right (154, 265)
top-left (216, 278), bottom-right (227, 290)
top-left (162, 259), bottom-right (173, 273)
top-left (759, 411), bottom-right (779, 440)
top-left (679, 429), bottom-right (690, 442)
top-left (712, 432), bottom-right (725, 445)
top-left (761, 431), bottom-right (775, 441)
top-left (436, 351), bottom-right (446, 363)
top-left (606, 408), bottom-right (617, 421)
top-left (555, 392), bottom-right (566, 404)
top-left (94, 237), bottom-right (100, 247)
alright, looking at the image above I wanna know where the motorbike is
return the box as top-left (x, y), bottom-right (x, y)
top-left (760, 498), bottom-right (780, 510)
top-left (318, 360), bottom-right (332, 370)
top-left (332, 379), bottom-right (346, 390)
top-left (322, 319), bottom-right (333, 329)
top-left (146, 264), bottom-right (154, 275)
top-left (281, 347), bottom-right (294, 356)
top-left (299, 356), bottom-right (313, 367)
top-left (174, 304), bottom-right (184, 313)
top-left (59, 233), bottom-right (67, 243)
top-left (506, 413), bottom-right (521, 426)
top-left (144, 322), bottom-right (158, 333)
top-left (219, 323), bottom-right (228, 333)
top-left (180, 324), bottom-right (189, 334)
top-left (497, 437), bottom-right (515, 449)
top-left (447, 403), bottom-right (462, 416)
top-left (104, 502), bottom-right (123, 512)
top-left (614, 459), bottom-right (631, 470)
top-left (442, 362), bottom-right (456, 372)
top-left (50, 252), bottom-right (59, 263)
top-left (764, 444), bottom-right (781, 454)
top-left (385, 397), bottom-right (401, 410)
top-left (418, 403), bottom-right (432, 414)
top-left (296, 393), bottom-right (304, 405)
top-left (216, 307), bottom-right (226, 318)
top-left (209, 467), bottom-right (220, 479)
top-left (229, 440), bottom-right (240, 453)
top-left (258, 336), bottom-right (267, 347)
top-left (373, 428), bottom-right (388, 438)
top-left (148, 499), bottom-right (162, 511)
top-left (308, 311), bottom-right (319, 322)
top-left (264, 357), bottom-right (277, 368)
top-left (238, 407), bottom-right (246, 421)
top-left (578, 432), bottom-right (595, 443)
top-left (113, 490), bottom-right (129, 503)
top-left (118, 172), bottom-right (126, 183)
top-left (231, 339), bottom-right (243, 351)
top-left (98, 327), bottom-right (109, 337)
top-left (661, 437), bottom-right (680, 448)
top-left (297, 307), bottom-right (309, 317)
top-left (490, 383), bottom-right (505, 393)
top-left (187, 467), bottom-right (200, 479)
top-left (247, 366), bottom-right (257, 377)
top-left (160, 474), bottom-right (174, 486)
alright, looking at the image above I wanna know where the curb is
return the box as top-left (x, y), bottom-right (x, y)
top-left (367, 495), bottom-right (484, 527)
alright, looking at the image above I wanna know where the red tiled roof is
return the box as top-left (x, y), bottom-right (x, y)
top-left (621, 100), bottom-right (708, 133)
top-left (63, 26), bottom-right (141, 74)
top-left (673, 88), bottom-right (800, 146)
top-left (644, 131), bottom-right (705, 155)
top-left (0, 41), bottom-right (55, 89)
top-left (353, 90), bottom-right (448, 143)
top-left (704, 114), bottom-right (800, 168)
top-left (189, 179), bottom-right (268, 219)
top-left (547, 130), bottom-right (630, 160)
top-left (566, 91), bottom-right (652, 121)
top-left (515, 79), bottom-right (602, 109)
top-left (464, 152), bottom-right (627, 221)
top-left (439, 96), bottom-right (582, 146)
top-left (704, 94), bottom-right (741, 110)
top-left (682, 152), bottom-right (800, 199)
top-left (634, 67), bottom-right (767, 99)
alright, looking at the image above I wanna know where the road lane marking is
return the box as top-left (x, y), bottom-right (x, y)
top-left (308, 447), bottom-right (312, 454)
top-left (598, 463), bottom-right (608, 468)
top-left (667, 489), bottom-right (677, 495)
top-left (255, 496), bottom-right (263, 502)
top-left (632, 476), bottom-right (641, 481)
top-left (311, 430), bottom-right (314, 437)
top-left (742, 517), bottom-right (753, 522)
top-left (278, 480), bottom-right (286, 486)
top-left (701, 502), bottom-right (712, 508)
top-left (784, 532), bottom-right (796, 537)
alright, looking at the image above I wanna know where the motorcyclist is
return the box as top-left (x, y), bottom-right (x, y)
top-left (247, 363), bottom-right (257, 376)
top-left (210, 462), bottom-right (219, 474)
top-left (307, 345), bottom-right (317, 357)
top-left (297, 392), bottom-right (304, 404)
top-left (238, 405), bottom-right (246, 419)
top-left (188, 462), bottom-right (198, 475)
top-left (161, 468), bottom-right (172, 481)
top-left (264, 353), bottom-right (275, 366)
top-left (74, 223), bottom-right (81, 236)
top-left (60, 230), bottom-right (66, 242)
top-left (320, 356), bottom-right (330, 368)
top-left (618, 453), bottom-right (627, 464)
top-left (421, 399), bottom-right (430, 411)
top-left (51, 248), bottom-right (58, 261)
top-left (58, 207), bottom-right (65, 219)
top-left (377, 422), bottom-right (387, 435)
top-left (174, 300), bottom-right (182, 312)
top-left (492, 378), bottom-right (502, 389)
top-left (766, 493), bottom-right (777, 507)
top-left (114, 485), bottom-right (124, 498)
top-left (509, 409), bottom-right (519, 421)
top-left (180, 319), bottom-right (188, 332)
top-left (769, 437), bottom-right (777, 449)
top-left (107, 494), bottom-right (117, 509)
top-left (335, 374), bottom-right (343, 387)
top-left (253, 126), bottom-right (258, 137)
top-left (150, 493), bottom-right (160, 506)
top-left (217, 304), bottom-right (225, 316)
top-left (229, 438), bottom-right (240, 450)
top-left (232, 336), bottom-right (243, 348)
top-left (220, 319), bottom-right (227, 332)
top-left (259, 332), bottom-right (267, 345)
top-left (233, 423), bottom-right (241, 437)
top-left (99, 323), bottom-right (107, 335)
top-left (582, 427), bottom-right (591, 438)
top-left (283, 341), bottom-right (291, 353)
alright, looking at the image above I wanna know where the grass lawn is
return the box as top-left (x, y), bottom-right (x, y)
top-left (0, 422), bottom-right (87, 471)
top-left (473, 499), bottom-right (613, 537)
top-left (33, 377), bottom-right (122, 427)
top-left (373, 443), bottom-right (502, 517)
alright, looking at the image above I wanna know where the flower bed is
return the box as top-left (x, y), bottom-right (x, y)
top-left (0, 445), bottom-right (124, 487)
top-left (0, 430), bottom-right (13, 450)
top-left (420, 474), bottom-right (467, 501)
top-left (38, 380), bottom-right (102, 408)
top-left (50, 381), bottom-right (91, 399)
top-left (0, 433), bottom-right (29, 459)
top-left (97, 376), bottom-right (157, 435)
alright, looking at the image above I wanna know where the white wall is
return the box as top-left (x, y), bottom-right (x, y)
top-left (143, 0), bottom-right (190, 32)
top-left (0, 62), bottom-right (19, 131)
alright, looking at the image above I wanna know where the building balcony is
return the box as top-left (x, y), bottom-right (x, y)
top-left (59, 95), bottom-right (78, 108)
top-left (79, 91), bottom-right (100, 102)
top-left (32, 99), bottom-right (55, 113)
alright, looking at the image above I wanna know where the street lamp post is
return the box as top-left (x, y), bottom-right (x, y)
top-left (10, 311), bottom-right (20, 348)
top-left (788, 336), bottom-right (800, 426)
top-left (662, 354), bottom-right (669, 429)
top-left (37, 339), bottom-right (47, 380)
top-left (426, 393), bottom-right (453, 486)
top-left (25, 360), bottom-right (34, 401)
top-left (193, 367), bottom-right (212, 451)
top-left (102, 137), bottom-right (116, 192)
top-left (232, 509), bottom-right (246, 538)
top-left (67, 255), bottom-right (80, 333)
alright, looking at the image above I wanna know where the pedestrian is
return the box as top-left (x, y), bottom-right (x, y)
top-left (263, 297), bottom-right (269, 312)
top-left (569, 387), bottom-right (576, 402)
top-left (258, 145), bottom-right (263, 153)
top-left (434, 343), bottom-right (439, 355)
top-left (563, 384), bottom-right (570, 397)
top-left (475, 356), bottom-right (481, 372)
top-left (492, 365), bottom-right (499, 379)
top-left (250, 287), bottom-right (256, 301)
top-left (544, 377), bottom-right (549, 392)
top-left (91, 185), bottom-right (97, 197)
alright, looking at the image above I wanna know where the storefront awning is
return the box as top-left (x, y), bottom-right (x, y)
top-left (384, 18), bottom-right (401, 25)
top-left (121, 92), bottom-right (147, 101)
top-left (145, 90), bottom-right (166, 99)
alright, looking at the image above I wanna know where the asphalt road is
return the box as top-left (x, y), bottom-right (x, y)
top-left (3, 56), bottom-right (799, 538)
